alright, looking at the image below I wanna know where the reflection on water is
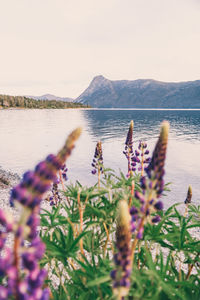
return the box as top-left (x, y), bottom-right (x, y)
top-left (0, 109), bottom-right (200, 207)
top-left (83, 109), bottom-right (200, 142)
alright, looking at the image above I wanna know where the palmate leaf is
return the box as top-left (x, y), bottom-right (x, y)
top-left (38, 162), bottom-right (200, 300)
top-left (102, 167), bottom-right (116, 180)
top-left (53, 227), bottom-right (66, 248)
top-left (68, 230), bottom-right (89, 253)
top-left (161, 214), bottom-right (199, 253)
top-left (188, 204), bottom-right (200, 217)
top-left (139, 266), bottom-right (187, 300)
top-left (50, 203), bottom-right (62, 223)
top-left (157, 240), bottom-right (175, 250)
top-left (187, 223), bottom-right (200, 229)
top-left (40, 214), bottom-right (50, 227)
top-left (112, 170), bottom-right (141, 189)
top-left (68, 255), bottom-right (112, 299)
top-left (41, 220), bottom-right (89, 265)
top-left (130, 267), bottom-right (179, 300)
top-left (42, 237), bottom-right (69, 265)
top-left (144, 213), bottom-right (169, 240)
top-left (84, 203), bottom-right (107, 219)
top-left (41, 207), bottom-right (52, 216)
top-left (138, 250), bottom-right (183, 297)
top-left (164, 203), bottom-right (181, 216)
top-left (63, 182), bottom-right (107, 202)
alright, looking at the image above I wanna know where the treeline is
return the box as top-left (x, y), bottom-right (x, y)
top-left (0, 94), bottom-right (90, 109)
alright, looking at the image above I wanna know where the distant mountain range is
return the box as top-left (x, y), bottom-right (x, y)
top-left (76, 75), bottom-right (200, 108)
top-left (26, 94), bottom-right (74, 102)
top-left (24, 76), bottom-right (200, 108)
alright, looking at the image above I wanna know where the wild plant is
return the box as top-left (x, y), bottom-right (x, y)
top-left (0, 128), bottom-right (81, 299)
top-left (123, 120), bottom-right (134, 178)
top-left (134, 141), bottom-right (150, 176)
top-left (91, 141), bottom-right (104, 188)
top-left (0, 121), bottom-right (199, 300)
top-left (39, 121), bottom-right (199, 300)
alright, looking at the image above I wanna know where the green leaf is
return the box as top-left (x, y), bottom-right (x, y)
top-left (87, 275), bottom-right (111, 287)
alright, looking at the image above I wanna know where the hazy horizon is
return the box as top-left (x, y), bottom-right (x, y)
top-left (2, 76), bottom-right (200, 99)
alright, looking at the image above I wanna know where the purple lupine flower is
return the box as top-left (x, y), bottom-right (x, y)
top-left (145, 121), bottom-right (169, 198)
top-left (61, 164), bottom-right (68, 181)
top-left (123, 120), bottom-right (134, 177)
top-left (130, 121), bottom-right (169, 239)
top-left (152, 215), bottom-right (161, 223)
top-left (154, 201), bottom-right (164, 210)
top-left (45, 162), bottom-right (68, 207)
top-left (0, 127), bottom-right (82, 299)
top-left (184, 185), bottom-right (192, 204)
top-left (135, 150), bottom-right (140, 157)
top-left (111, 200), bottom-right (132, 298)
top-left (91, 141), bottom-right (103, 175)
top-left (131, 141), bottom-right (151, 176)
top-left (49, 181), bottom-right (62, 206)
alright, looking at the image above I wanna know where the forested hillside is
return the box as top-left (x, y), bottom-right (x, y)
top-left (0, 94), bottom-right (89, 109)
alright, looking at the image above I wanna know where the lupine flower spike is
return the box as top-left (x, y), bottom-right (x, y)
top-left (0, 128), bottom-right (81, 300)
top-left (111, 200), bottom-right (132, 299)
top-left (91, 141), bottom-right (103, 188)
top-left (123, 120), bottom-right (134, 177)
top-left (60, 164), bottom-right (68, 182)
top-left (47, 164), bottom-right (69, 206)
top-left (184, 185), bottom-right (192, 217)
top-left (136, 141), bottom-right (151, 176)
top-left (49, 180), bottom-right (62, 206)
top-left (184, 185), bottom-right (192, 205)
top-left (130, 121), bottom-right (169, 261)
top-left (58, 163), bottom-right (68, 194)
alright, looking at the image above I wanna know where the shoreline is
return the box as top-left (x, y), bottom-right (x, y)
top-left (2, 107), bottom-right (200, 111)
top-left (0, 107), bottom-right (91, 110)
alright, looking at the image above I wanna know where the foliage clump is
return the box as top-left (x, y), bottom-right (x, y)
top-left (0, 121), bottom-right (199, 300)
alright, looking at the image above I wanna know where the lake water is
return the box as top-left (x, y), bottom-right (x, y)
top-left (0, 109), bottom-right (200, 207)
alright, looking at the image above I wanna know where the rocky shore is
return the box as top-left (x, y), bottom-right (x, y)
top-left (0, 166), bottom-right (20, 213)
top-left (0, 166), bottom-right (50, 214)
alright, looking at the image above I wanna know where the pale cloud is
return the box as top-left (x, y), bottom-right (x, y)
top-left (0, 0), bottom-right (200, 97)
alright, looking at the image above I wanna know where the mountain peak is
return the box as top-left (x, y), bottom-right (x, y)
top-left (76, 76), bottom-right (200, 108)
top-left (76, 75), bottom-right (114, 104)
top-left (90, 75), bottom-right (110, 86)
top-left (92, 75), bottom-right (107, 81)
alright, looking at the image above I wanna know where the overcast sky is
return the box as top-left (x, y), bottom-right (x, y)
top-left (0, 0), bottom-right (200, 98)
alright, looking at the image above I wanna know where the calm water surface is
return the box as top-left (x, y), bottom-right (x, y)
top-left (0, 109), bottom-right (200, 207)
